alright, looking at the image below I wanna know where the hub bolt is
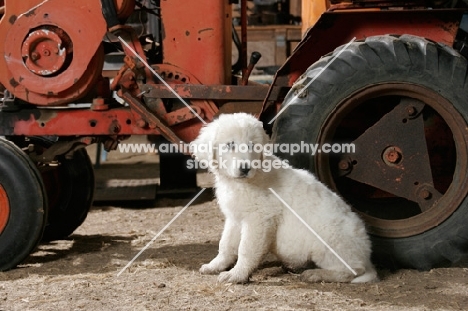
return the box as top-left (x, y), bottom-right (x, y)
top-left (30, 52), bottom-right (39, 61)
top-left (407, 106), bottom-right (417, 116)
top-left (386, 150), bottom-right (401, 163)
top-left (383, 146), bottom-right (403, 165)
top-left (338, 160), bottom-right (350, 170)
top-left (419, 189), bottom-right (432, 200)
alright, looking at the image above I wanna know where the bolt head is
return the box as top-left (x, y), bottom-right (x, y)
top-left (136, 119), bottom-right (148, 128)
top-left (386, 150), bottom-right (401, 163)
top-left (419, 189), bottom-right (431, 200)
top-left (407, 106), bottom-right (417, 116)
top-left (383, 146), bottom-right (403, 165)
top-left (338, 160), bottom-right (350, 170)
top-left (30, 52), bottom-right (39, 61)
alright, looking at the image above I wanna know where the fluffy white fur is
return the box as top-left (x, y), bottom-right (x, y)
top-left (191, 113), bottom-right (378, 284)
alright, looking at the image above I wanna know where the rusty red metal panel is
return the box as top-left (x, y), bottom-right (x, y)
top-left (0, 0), bottom-right (107, 106)
top-left (0, 108), bottom-right (160, 136)
top-left (260, 9), bottom-right (464, 116)
top-left (146, 84), bottom-right (270, 100)
top-left (0, 105), bottom-right (209, 143)
top-left (160, 0), bottom-right (231, 85)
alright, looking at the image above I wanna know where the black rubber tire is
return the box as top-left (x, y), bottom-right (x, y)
top-left (153, 137), bottom-right (198, 193)
top-left (0, 138), bottom-right (47, 271)
top-left (42, 147), bottom-right (94, 241)
top-left (10, 137), bottom-right (95, 241)
top-left (271, 35), bottom-right (468, 270)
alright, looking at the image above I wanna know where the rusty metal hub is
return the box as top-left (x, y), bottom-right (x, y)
top-left (0, 184), bottom-right (10, 234)
top-left (317, 83), bottom-right (468, 238)
top-left (21, 26), bottom-right (71, 76)
top-left (336, 97), bottom-right (444, 213)
top-left (0, 0), bottom-right (107, 105)
top-left (382, 146), bottom-right (402, 166)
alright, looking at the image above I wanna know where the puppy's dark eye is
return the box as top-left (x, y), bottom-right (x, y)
top-left (226, 141), bottom-right (235, 150)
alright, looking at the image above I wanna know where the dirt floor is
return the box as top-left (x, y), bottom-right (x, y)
top-left (1, 140), bottom-right (468, 311)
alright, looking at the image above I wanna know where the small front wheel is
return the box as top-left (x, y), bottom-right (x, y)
top-left (0, 138), bottom-right (47, 271)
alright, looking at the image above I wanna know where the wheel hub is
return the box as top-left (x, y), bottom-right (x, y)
top-left (337, 98), bottom-right (442, 214)
top-left (317, 83), bottom-right (468, 238)
top-left (21, 27), bottom-right (71, 76)
top-left (0, 184), bottom-right (10, 234)
top-left (382, 146), bottom-right (402, 165)
top-left (1, 0), bottom-right (107, 105)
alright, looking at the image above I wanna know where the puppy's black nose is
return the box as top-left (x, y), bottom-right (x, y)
top-left (239, 166), bottom-right (250, 176)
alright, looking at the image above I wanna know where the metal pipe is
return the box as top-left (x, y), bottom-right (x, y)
top-left (241, 51), bottom-right (262, 85)
top-left (240, 0), bottom-right (248, 80)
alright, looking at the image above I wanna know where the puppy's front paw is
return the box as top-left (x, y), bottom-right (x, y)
top-left (200, 263), bottom-right (220, 275)
top-left (300, 269), bottom-right (355, 283)
top-left (218, 270), bottom-right (249, 284)
top-left (300, 270), bottom-right (321, 283)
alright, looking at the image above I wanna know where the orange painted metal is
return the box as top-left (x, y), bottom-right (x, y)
top-left (0, 107), bottom-right (156, 136)
top-left (21, 27), bottom-right (68, 76)
top-left (260, 9), bottom-right (463, 119)
top-left (120, 90), bottom-right (185, 144)
top-left (146, 84), bottom-right (270, 100)
top-left (0, 184), bottom-right (9, 234)
top-left (0, 2), bottom-right (464, 143)
top-left (111, 25), bottom-right (153, 88)
top-left (160, 0), bottom-right (231, 85)
top-left (131, 64), bottom-right (219, 143)
top-left (301, 0), bottom-right (328, 35)
top-left (0, 0), bottom-right (107, 106)
top-left (143, 64), bottom-right (219, 142)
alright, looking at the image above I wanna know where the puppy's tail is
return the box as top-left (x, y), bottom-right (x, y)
top-left (351, 262), bottom-right (379, 283)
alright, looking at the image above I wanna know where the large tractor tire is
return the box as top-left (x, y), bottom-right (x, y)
top-left (0, 138), bottom-right (47, 271)
top-left (272, 35), bottom-right (468, 269)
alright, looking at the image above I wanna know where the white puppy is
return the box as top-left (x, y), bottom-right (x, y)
top-left (191, 113), bottom-right (378, 284)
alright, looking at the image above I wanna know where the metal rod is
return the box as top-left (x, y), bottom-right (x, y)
top-left (241, 51), bottom-right (262, 86)
top-left (240, 0), bottom-right (248, 80)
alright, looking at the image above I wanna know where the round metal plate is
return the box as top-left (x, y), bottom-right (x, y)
top-left (2, 1), bottom-right (106, 105)
top-left (0, 184), bottom-right (10, 234)
top-left (21, 28), bottom-right (67, 76)
top-left (316, 83), bottom-right (468, 238)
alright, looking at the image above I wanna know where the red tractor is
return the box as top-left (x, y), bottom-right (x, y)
top-left (0, 0), bottom-right (468, 271)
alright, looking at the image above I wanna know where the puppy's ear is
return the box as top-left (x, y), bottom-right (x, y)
top-left (256, 120), bottom-right (270, 160)
top-left (261, 129), bottom-right (270, 146)
top-left (190, 120), bottom-right (218, 163)
top-left (253, 118), bottom-right (270, 146)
